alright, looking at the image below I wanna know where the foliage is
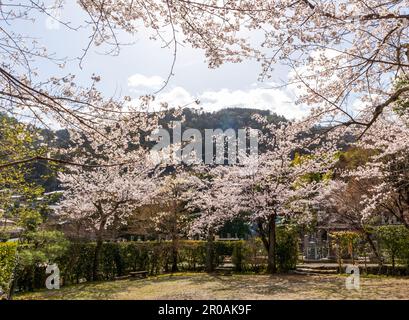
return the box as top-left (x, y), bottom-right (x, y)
top-left (0, 242), bottom-right (17, 295)
top-left (276, 226), bottom-right (299, 272)
top-left (17, 209), bottom-right (43, 233)
top-left (14, 239), bottom-right (277, 291)
top-left (375, 225), bottom-right (409, 268)
top-left (18, 231), bottom-right (69, 266)
top-left (219, 218), bottom-right (251, 239)
top-left (0, 116), bottom-right (45, 233)
top-left (14, 231), bottom-right (69, 292)
top-left (336, 148), bottom-right (377, 171)
top-left (329, 231), bottom-right (362, 265)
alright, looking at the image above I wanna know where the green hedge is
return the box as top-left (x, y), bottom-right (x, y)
top-left (0, 242), bottom-right (17, 295)
top-left (276, 226), bottom-right (299, 272)
top-left (13, 240), bottom-right (264, 290)
top-left (14, 234), bottom-right (299, 291)
top-left (56, 240), bottom-right (247, 283)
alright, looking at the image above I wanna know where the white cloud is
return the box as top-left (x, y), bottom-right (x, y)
top-left (127, 74), bottom-right (309, 120)
top-left (157, 86), bottom-right (196, 107)
top-left (128, 86), bottom-right (197, 112)
top-left (128, 73), bottom-right (164, 89)
top-left (198, 87), bottom-right (307, 119)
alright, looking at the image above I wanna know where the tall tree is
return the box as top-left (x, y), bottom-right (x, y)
top-left (191, 119), bottom-right (333, 273)
top-left (3, 1), bottom-right (408, 132)
top-left (57, 115), bottom-right (159, 280)
top-left (152, 171), bottom-right (202, 272)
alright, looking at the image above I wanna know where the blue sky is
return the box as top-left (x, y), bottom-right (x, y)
top-left (15, 1), bottom-right (309, 121)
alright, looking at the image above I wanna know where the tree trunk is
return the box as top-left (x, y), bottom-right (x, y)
top-left (171, 237), bottom-right (178, 272)
top-left (267, 215), bottom-right (277, 274)
top-left (392, 254), bottom-right (396, 271)
top-left (92, 236), bottom-right (103, 281)
top-left (6, 274), bottom-right (17, 300)
top-left (364, 232), bottom-right (383, 266)
top-left (206, 232), bottom-right (215, 273)
top-left (92, 208), bottom-right (107, 281)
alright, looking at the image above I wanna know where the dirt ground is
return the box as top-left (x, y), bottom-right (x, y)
top-left (15, 273), bottom-right (409, 300)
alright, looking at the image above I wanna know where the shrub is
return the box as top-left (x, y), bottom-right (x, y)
top-left (375, 225), bottom-right (409, 269)
top-left (232, 241), bottom-right (245, 272)
top-left (0, 242), bottom-right (18, 296)
top-left (178, 240), bottom-right (206, 271)
top-left (276, 226), bottom-right (299, 272)
top-left (14, 231), bottom-right (69, 292)
top-left (329, 231), bottom-right (361, 268)
top-left (13, 238), bottom-right (298, 292)
top-left (241, 238), bottom-right (266, 272)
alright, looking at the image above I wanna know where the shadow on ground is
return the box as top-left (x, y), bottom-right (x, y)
top-left (15, 273), bottom-right (409, 300)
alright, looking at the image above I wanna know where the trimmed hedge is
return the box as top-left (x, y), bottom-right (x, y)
top-left (0, 242), bottom-right (17, 295)
top-left (55, 240), bottom-right (258, 284)
top-left (13, 232), bottom-right (299, 291)
top-left (276, 226), bottom-right (299, 272)
top-left (12, 240), bottom-right (265, 290)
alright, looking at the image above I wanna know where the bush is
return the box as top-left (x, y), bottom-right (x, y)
top-left (241, 238), bottom-right (266, 273)
top-left (329, 231), bottom-right (361, 268)
top-left (276, 226), bottom-right (299, 272)
top-left (375, 225), bottom-right (409, 269)
top-left (231, 239), bottom-right (266, 272)
top-left (0, 242), bottom-right (17, 295)
top-left (14, 231), bottom-right (69, 292)
top-left (177, 240), bottom-right (206, 271)
top-left (13, 238), bottom-right (299, 292)
top-left (232, 241), bottom-right (245, 272)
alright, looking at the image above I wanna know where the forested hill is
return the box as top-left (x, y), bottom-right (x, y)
top-left (48, 107), bottom-right (286, 147)
top-left (161, 107), bottom-right (286, 131)
top-left (25, 108), bottom-right (288, 192)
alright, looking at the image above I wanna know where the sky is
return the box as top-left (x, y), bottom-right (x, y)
top-left (15, 1), bottom-right (309, 121)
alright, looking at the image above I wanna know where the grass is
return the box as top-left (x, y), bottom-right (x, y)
top-left (14, 272), bottom-right (409, 300)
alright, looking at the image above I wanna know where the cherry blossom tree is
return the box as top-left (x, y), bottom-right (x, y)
top-left (348, 113), bottom-right (409, 230)
top-left (4, 1), bottom-right (408, 132)
top-left (0, 1), bottom-right (129, 127)
top-left (4, 1), bottom-right (408, 178)
top-left (151, 170), bottom-right (203, 272)
top-left (310, 79), bottom-right (409, 263)
top-left (234, 135), bottom-right (326, 272)
top-left (57, 115), bottom-right (160, 280)
top-left (188, 166), bottom-right (241, 235)
top-left (187, 165), bottom-right (243, 271)
top-left (77, 1), bottom-right (409, 133)
top-left (318, 179), bottom-right (383, 263)
top-left (190, 119), bottom-right (335, 273)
